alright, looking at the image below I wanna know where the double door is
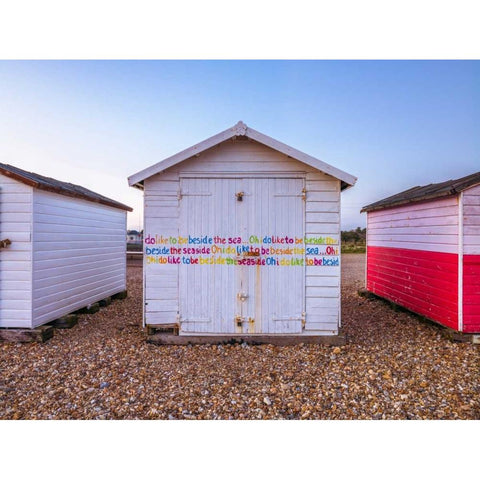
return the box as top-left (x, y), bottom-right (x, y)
top-left (179, 177), bottom-right (304, 334)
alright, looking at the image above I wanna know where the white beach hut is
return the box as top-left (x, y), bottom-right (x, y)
top-left (0, 163), bottom-right (132, 337)
top-left (129, 121), bottom-right (357, 344)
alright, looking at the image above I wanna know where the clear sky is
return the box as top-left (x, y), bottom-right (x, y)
top-left (0, 60), bottom-right (478, 230)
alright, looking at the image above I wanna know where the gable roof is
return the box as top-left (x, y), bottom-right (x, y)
top-left (361, 171), bottom-right (480, 213)
top-left (0, 163), bottom-right (132, 212)
top-left (128, 121), bottom-right (357, 190)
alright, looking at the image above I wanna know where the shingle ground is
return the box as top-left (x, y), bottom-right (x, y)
top-left (0, 254), bottom-right (478, 419)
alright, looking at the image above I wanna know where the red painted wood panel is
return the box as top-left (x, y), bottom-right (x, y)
top-left (463, 255), bottom-right (480, 333)
top-left (367, 246), bottom-right (458, 330)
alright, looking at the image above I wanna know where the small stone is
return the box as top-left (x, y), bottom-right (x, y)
top-left (100, 382), bottom-right (110, 389)
top-left (263, 397), bottom-right (272, 406)
top-left (332, 347), bottom-right (341, 354)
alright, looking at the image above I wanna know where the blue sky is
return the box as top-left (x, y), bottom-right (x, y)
top-left (0, 60), bottom-right (478, 229)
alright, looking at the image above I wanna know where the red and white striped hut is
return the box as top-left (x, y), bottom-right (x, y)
top-left (361, 172), bottom-right (480, 334)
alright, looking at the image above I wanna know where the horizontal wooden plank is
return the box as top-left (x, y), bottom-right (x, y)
top-left (368, 208), bottom-right (458, 225)
top-left (0, 192), bottom-right (32, 203)
top-left (0, 260), bottom-right (31, 271)
top-left (368, 233), bottom-right (458, 244)
top-left (368, 196), bottom-right (458, 218)
top-left (306, 212), bottom-right (340, 224)
top-left (144, 206), bottom-right (179, 218)
top-left (304, 320), bottom-right (338, 331)
top-left (368, 281), bottom-right (458, 329)
top-left (146, 311), bottom-right (178, 325)
top-left (145, 286), bottom-right (178, 300)
top-left (305, 201), bottom-right (339, 213)
top-left (305, 224), bottom-right (339, 235)
top-left (34, 252), bottom-right (125, 270)
top-left (306, 297), bottom-right (339, 309)
top-left (463, 195), bottom-right (480, 206)
top-left (1, 212), bottom-right (32, 223)
top-left (305, 191), bottom-right (339, 202)
top-left (145, 199), bottom-right (179, 208)
top-left (0, 181), bottom-right (33, 193)
top-left (0, 299), bottom-right (31, 310)
top-left (34, 190), bottom-right (128, 215)
top-left (306, 266), bottom-right (340, 277)
top-left (0, 270), bottom-right (30, 281)
top-left (33, 284), bottom-right (126, 327)
top-left (33, 279), bottom-right (125, 316)
top-left (33, 244), bottom-right (125, 256)
top-left (34, 232), bottom-right (125, 243)
top-left (367, 271), bottom-right (458, 307)
top-left (33, 274), bottom-right (125, 308)
top-left (146, 299), bottom-right (179, 312)
top-left (34, 257), bottom-right (125, 278)
top-left (33, 269), bottom-right (124, 298)
top-left (305, 276), bottom-right (339, 287)
top-left (367, 240), bottom-right (458, 254)
top-left (34, 201), bottom-right (126, 221)
top-left (306, 286), bottom-right (339, 298)
top-left (305, 180), bottom-right (338, 192)
top-left (33, 212), bottom-right (124, 229)
top-left (368, 225), bottom-right (458, 236)
top-left (0, 280), bottom-right (30, 291)
top-left (0, 250), bottom-right (32, 261)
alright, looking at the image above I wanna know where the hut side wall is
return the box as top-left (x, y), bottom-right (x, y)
top-left (366, 196), bottom-right (459, 329)
top-left (462, 183), bottom-right (480, 333)
top-left (0, 176), bottom-right (33, 328)
top-left (31, 190), bottom-right (127, 327)
top-left (143, 139), bottom-right (341, 335)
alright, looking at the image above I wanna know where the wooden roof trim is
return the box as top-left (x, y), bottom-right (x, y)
top-left (128, 121), bottom-right (357, 190)
top-left (361, 172), bottom-right (480, 213)
top-left (0, 165), bottom-right (133, 212)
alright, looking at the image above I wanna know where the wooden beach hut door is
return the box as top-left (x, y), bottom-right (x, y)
top-left (179, 177), bottom-right (304, 334)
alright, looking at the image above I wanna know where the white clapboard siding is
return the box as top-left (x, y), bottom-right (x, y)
top-left (144, 175), bottom-right (180, 326)
top-left (144, 139), bottom-right (341, 334)
top-left (463, 183), bottom-right (480, 255)
top-left (304, 171), bottom-right (340, 332)
top-left (0, 176), bottom-right (33, 328)
top-left (31, 190), bottom-right (127, 327)
top-left (367, 196), bottom-right (459, 254)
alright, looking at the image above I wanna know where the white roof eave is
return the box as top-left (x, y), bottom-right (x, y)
top-left (128, 121), bottom-right (357, 189)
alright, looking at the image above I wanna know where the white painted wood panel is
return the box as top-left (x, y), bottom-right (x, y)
top-left (367, 196), bottom-right (459, 254)
top-left (242, 177), bottom-right (305, 334)
top-left (463, 183), bottom-right (480, 255)
top-left (31, 190), bottom-right (127, 327)
top-left (143, 139), bottom-right (342, 334)
top-left (0, 175), bottom-right (33, 328)
top-left (143, 175), bottom-right (180, 326)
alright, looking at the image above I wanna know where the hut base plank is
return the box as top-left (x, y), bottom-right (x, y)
top-left (112, 290), bottom-right (128, 300)
top-left (0, 325), bottom-right (54, 343)
top-left (49, 314), bottom-right (78, 329)
top-left (147, 332), bottom-right (346, 346)
top-left (75, 303), bottom-right (100, 315)
top-left (99, 296), bottom-right (112, 307)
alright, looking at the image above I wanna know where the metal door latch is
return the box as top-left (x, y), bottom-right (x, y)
top-left (0, 239), bottom-right (11, 249)
top-left (236, 191), bottom-right (244, 201)
top-left (237, 292), bottom-right (248, 302)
